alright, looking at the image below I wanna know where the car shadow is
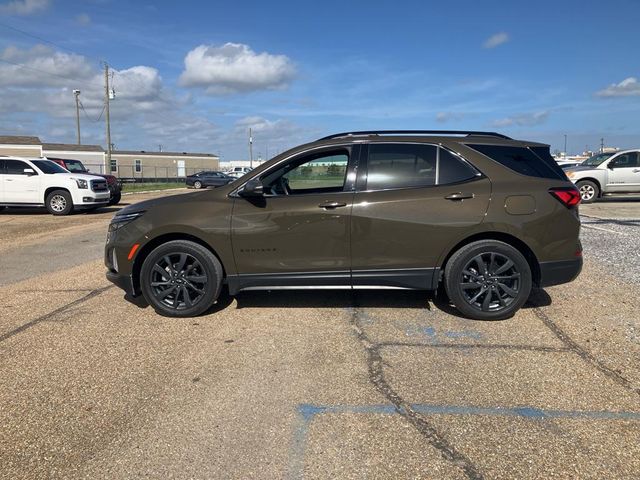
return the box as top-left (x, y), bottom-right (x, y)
top-left (123, 287), bottom-right (552, 321)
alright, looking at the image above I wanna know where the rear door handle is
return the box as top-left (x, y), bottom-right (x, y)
top-left (318, 201), bottom-right (347, 209)
top-left (444, 192), bottom-right (474, 201)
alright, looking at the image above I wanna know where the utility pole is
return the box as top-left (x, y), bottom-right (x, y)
top-left (248, 128), bottom-right (253, 168)
top-left (73, 89), bottom-right (81, 144)
top-left (563, 134), bottom-right (567, 157)
top-left (104, 62), bottom-right (112, 168)
top-left (600, 138), bottom-right (605, 153)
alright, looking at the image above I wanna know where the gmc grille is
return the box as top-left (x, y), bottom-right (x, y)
top-left (91, 179), bottom-right (108, 192)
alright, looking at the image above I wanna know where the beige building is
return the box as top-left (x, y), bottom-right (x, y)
top-left (0, 135), bottom-right (219, 178)
top-left (110, 150), bottom-right (220, 178)
top-left (0, 135), bottom-right (43, 157)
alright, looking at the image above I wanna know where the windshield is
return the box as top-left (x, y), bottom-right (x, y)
top-left (32, 160), bottom-right (69, 174)
top-left (581, 152), bottom-right (613, 167)
top-left (62, 159), bottom-right (87, 173)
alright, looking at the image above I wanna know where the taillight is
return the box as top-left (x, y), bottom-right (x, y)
top-left (549, 186), bottom-right (581, 208)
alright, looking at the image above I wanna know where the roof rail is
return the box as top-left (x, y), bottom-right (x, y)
top-left (318, 130), bottom-right (512, 141)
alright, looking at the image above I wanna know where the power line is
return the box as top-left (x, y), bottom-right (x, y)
top-left (0, 21), bottom-right (106, 66)
top-left (79, 100), bottom-right (105, 123)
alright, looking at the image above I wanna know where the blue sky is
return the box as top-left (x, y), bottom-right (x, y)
top-left (0, 0), bottom-right (639, 159)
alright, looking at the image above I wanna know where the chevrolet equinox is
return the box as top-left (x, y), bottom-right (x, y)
top-left (105, 130), bottom-right (582, 320)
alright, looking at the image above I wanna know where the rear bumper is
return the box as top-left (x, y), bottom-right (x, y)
top-left (538, 257), bottom-right (583, 287)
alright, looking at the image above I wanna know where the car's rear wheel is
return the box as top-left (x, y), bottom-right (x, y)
top-left (193, 180), bottom-right (203, 189)
top-left (140, 240), bottom-right (223, 317)
top-left (576, 180), bottom-right (599, 203)
top-left (444, 240), bottom-right (532, 320)
top-left (46, 190), bottom-right (73, 216)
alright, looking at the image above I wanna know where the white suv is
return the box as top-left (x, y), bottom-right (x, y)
top-left (0, 157), bottom-right (110, 215)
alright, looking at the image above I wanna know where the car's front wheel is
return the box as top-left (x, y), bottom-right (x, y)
top-left (140, 240), bottom-right (223, 317)
top-left (444, 240), bottom-right (532, 320)
top-left (46, 190), bottom-right (73, 215)
top-left (108, 192), bottom-right (122, 205)
top-left (193, 180), bottom-right (203, 189)
top-left (576, 180), bottom-right (599, 203)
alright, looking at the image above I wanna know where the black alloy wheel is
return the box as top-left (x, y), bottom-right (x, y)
top-left (140, 240), bottom-right (222, 317)
top-left (460, 252), bottom-right (520, 312)
top-left (445, 240), bottom-right (532, 320)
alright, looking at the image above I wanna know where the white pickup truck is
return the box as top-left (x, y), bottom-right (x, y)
top-left (565, 149), bottom-right (640, 203)
top-left (0, 157), bottom-right (110, 215)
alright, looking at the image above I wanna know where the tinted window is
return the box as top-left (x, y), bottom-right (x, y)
top-left (32, 160), bottom-right (68, 174)
top-left (467, 144), bottom-right (566, 180)
top-left (0, 159), bottom-right (5, 173)
top-left (438, 149), bottom-right (480, 185)
top-left (367, 144), bottom-right (437, 190)
top-left (529, 146), bottom-right (568, 179)
top-left (5, 160), bottom-right (31, 175)
top-left (612, 152), bottom-right (640, 168)
top-left (62, 159), bottom-right (87, 173)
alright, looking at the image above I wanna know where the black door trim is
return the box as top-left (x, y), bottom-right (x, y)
top-left (226, 268), bottom-right (439, 295)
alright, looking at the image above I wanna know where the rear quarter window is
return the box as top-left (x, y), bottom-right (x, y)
top-left (467, 144), bottom-right (566, 180)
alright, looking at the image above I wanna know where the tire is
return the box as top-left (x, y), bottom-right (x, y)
top-left (576, 180), bottom-right (599, 204)
top-left (46, 190), bottom-right (73, 216)
top-left (444, 240), bottom-right (532, 320)
top-left (140, 240), bottom-right (223, 317)
top-left (193, 181), bottom-right (203, 189)
top-left (108, 192), bottom-right (122, 206)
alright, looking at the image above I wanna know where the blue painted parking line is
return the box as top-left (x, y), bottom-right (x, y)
top-left (288, 403), bottom-right (640, 479)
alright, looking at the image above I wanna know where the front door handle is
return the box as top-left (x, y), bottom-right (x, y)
top-left (318, 201), bottom-right (347, 209)
top-left (444, 192), bottom-right (474, 201)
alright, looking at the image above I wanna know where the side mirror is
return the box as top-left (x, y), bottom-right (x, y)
top-left (607, 161), bottom-right (616, 170)
top-left (239, 178), bottom-right (264, 197)
top-left (23, 168), bottom-right (36, 176)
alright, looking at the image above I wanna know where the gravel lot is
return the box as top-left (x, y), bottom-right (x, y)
top-left (0, 194), bottom-right (638, 479)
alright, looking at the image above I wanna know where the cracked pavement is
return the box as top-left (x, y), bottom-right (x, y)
top-left (0, 194), bottom-right (639, 479)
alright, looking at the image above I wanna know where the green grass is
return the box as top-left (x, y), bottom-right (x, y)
top-left (121, 182), bottom-right (186, 193)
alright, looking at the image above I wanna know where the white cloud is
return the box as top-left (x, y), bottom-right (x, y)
top-left (492, 111), bottom-right (549, 127)
top-left (75, 13), bottom-right (91, 26)
top-left (0, 45), bottom-right (95, 88)
top-left (483, 32), bottom-right (509, 49)
top-left (179, 43), bottom-right (296, 94)
top-left (0, 0), bottom-right (49, 15)
top-left (596, 77), bottom-right (640, 97)
top-left (436, 111), bottom-right (465, 123)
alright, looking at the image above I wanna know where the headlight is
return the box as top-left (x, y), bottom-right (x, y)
top-left (108, 211), bottom-right (145, 232)
top-left (74, 178), bottom-right (88, 189)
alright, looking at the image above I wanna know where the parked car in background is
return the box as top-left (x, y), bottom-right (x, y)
top-left (226, 166), bottom-right (253, 178)
top-left (185, 171), bottom-right (235, 189)
top-left (0, 157), bottom-right (109, 215)
top-left (565, 149), bottom-right (640, 203)
top-left (47, 157), bottom-right (122, 205)
top-left (556, 159), bottom-right (584, 169)
top-left (106, 130), bottom-right (582, 321)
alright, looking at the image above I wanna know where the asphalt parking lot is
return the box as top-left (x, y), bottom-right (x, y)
top-left (1, 191), bottom-right (639, 479)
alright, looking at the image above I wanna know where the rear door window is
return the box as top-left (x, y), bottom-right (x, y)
top-left (365, 144), bottom-right (479, 190)
top-left (467, 144), bottom-right (566, 180)
top-left (5, 160), bottom-right (31, 175)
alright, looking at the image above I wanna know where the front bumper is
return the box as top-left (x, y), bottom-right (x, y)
top-left (539, 257), bottom-right (583, 287)
top-left (106, 269), bottom-right (137, 296)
